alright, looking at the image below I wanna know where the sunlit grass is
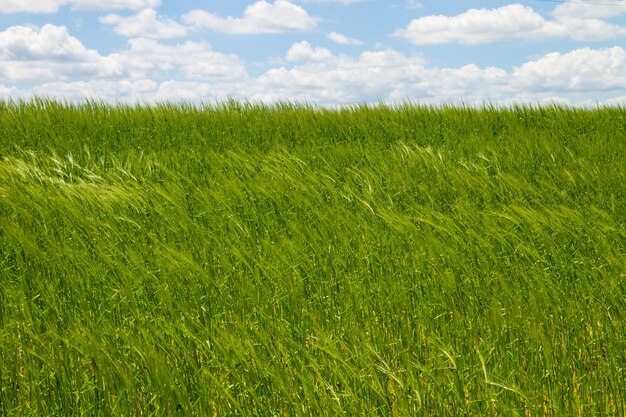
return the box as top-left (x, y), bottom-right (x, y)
top-left (1, 100), bottom-right (625, 415)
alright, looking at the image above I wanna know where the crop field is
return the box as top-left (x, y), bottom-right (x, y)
top-left (0, 100), bottom-right (625, 416)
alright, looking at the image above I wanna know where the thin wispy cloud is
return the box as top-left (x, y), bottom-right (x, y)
top-left (327, 31), bottom-right (363, 45)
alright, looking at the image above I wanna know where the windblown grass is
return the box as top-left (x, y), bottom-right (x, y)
top-left (1, 100), bottom-right (625, 415)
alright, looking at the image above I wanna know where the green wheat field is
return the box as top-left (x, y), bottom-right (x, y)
top-left (1, 100), bottom-right (625, 416)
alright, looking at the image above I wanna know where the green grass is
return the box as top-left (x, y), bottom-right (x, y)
top-left (1, 100), bottom-right (625, 416)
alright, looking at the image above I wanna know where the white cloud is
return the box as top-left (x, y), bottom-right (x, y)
top-left (606, 95), bottom-right (626, 106)
top-left (514, 47), bottom-right (626, 92)
top-left (286, 41), bottom-right (332, 61)
top-left (552, 0), bottom-right (626, 19)
top-left (8, 78), bottom-right (251, 104)
top-left (424, 64), bottom-right (509, 98)
top-left (0, 24), bottom-right (88, 60)
top-left (0, 84), bottom-right (18, 96)
top-left (393, 3), bottom-right (626, 45)
top-left (109, 38), bottom-right (248, 81)
top-left (100, 9), bottom-right (188, 39)
top-left (0, 24), bottom-right (246, 86)
top-left (255, 49), bottom-right (434, 103)
top-left (145, 80), bottom-right (253, 103)
top-left (31, 79), bottom-right (158, 102)
top-left (1, 34), bottom-right (249, 103)
top-left (498, 95), bottom-right (573, 108)
top-left (183, 0), bottom-right (318, 34)
top-left (327, 31), bottom-right (362, 45)
top-left (556, 17), bottom-right (626, 41)
top-left (394, 4), bottom-right (547, 44)
top-left (253, 46), bottom-right (626, 105)
top-left (0, 0), bottom-right (67, 13)
top-left (1, 22), bottom-right (625, 106)
top-left (0, 0), bottom-right (160, 13)
top-left (0, 24), bottom-right (121, 81)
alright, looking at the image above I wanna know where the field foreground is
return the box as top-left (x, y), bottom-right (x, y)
top-left (1, 101), bottom-right (625, 416)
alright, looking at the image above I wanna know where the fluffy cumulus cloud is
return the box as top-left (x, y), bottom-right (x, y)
top-left (109, 38), bottom-right (248, 81)
top-left (394, 3), bottom-right (626, 45)
top-left (254, 47), bottom-right (511, 104)
top-left (100, 9), bottom-right (188, 39)
top-left (327, 31), bottom-right (362, 45)
top-left (424, 64), bottom-right (509, 99)
top-left (0, 23), bottom-right (249, 101)
top-left (0, 0), bottom-right (160, 13)
top-left (256, 48), bottom-right (428, 103)
top-left (254, 45), bottom-right (626, 105)
top-left (183, 0), bottom-right (319, 34)
top-left (2, 23), bottom-right (625, 105)
top-left (286, 41), bottom-right (332, 61)
top-left (514, 47), bottom-right (626, 92)
top-left (0, 24), bottom-right (121, 81)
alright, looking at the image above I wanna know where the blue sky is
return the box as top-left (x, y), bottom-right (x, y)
top-left (1, 0), bottom-right (626, 105)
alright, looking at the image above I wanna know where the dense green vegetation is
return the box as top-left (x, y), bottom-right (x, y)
top-left (1, 100), bottom-right (625, 416)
